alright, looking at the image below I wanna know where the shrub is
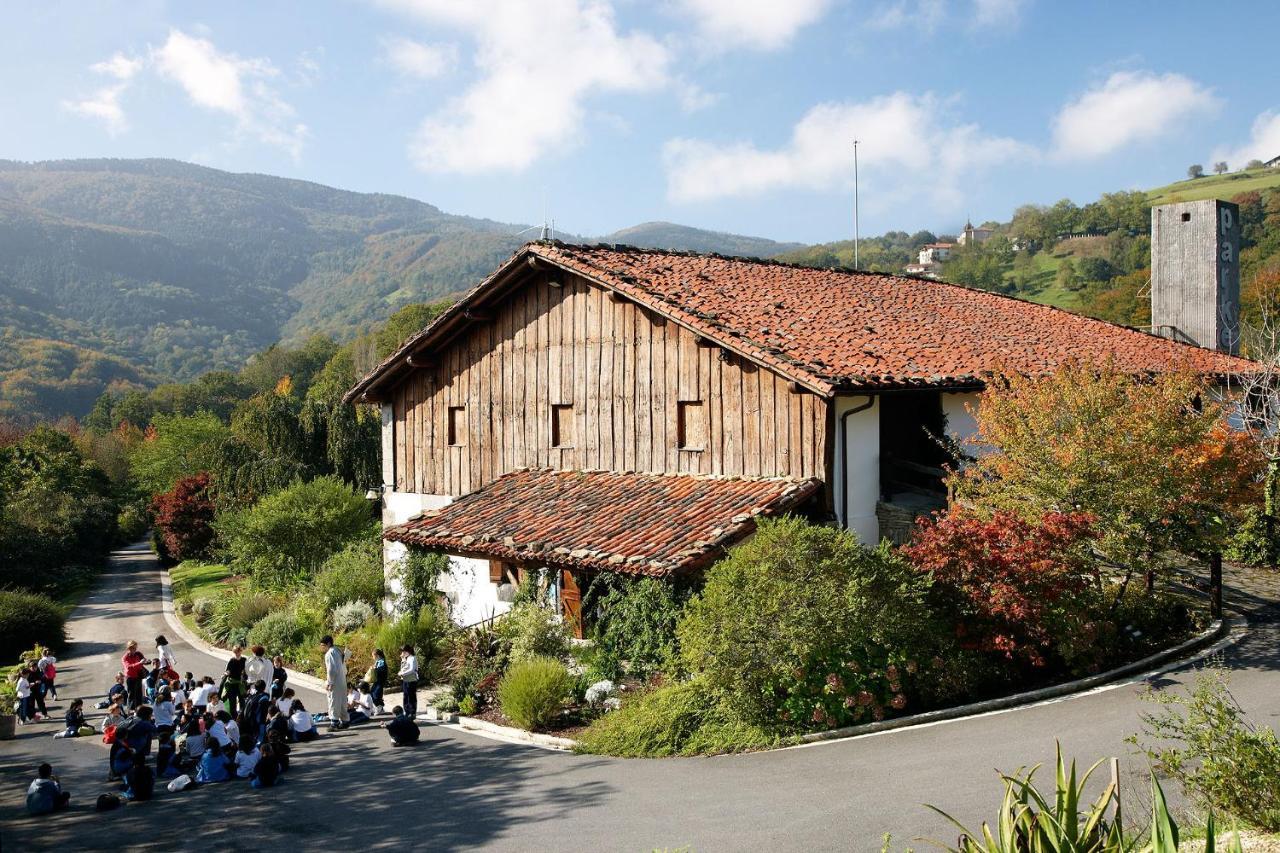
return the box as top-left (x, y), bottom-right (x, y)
top-left (1130, 666), bottom-right (1280, 830)
top-left (1225, 506), bottom-right (1279, 567)
top-left (332, 600), bottom-right (376, 633)
top-left (150, 472), bottom-right (217, 563)
top-left (678, 517), bottom-right (946, 729)
top-left (448, 621), bottom-right (502, 705)
top-left (459, 695), bottom-right (478, 716)
top-left (247, 610), bottom-right (306, 654)
top-left (587, 575), bottom-right (684, 679)
top-left (175, 595), bottom-right (194, 616)
top-left (395, 548), bottom-right (448, 614)
top-left (902, 509), bottom-right (1097, 670)
top-left (214, 476), bottom-right (372, 588)
top-left (575, 678), bottom-right (780, 757)
top-left (0, 590), bottom-right (66, 661)
top-left (192, 597), bottom-right (217, 627)
top-left (316, 537), bottom-right (385, 614)
top-left (494, 602), bottom-right (571, 668)
top-left (378, 606), bottom-right (450, 683)
top-left (498, 656), bottom-right (573, 731)
top-left (207, 590), bottom-right (276, 645)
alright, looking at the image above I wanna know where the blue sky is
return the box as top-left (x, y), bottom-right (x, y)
top-left (1, 1), bottom-right (1277, 243)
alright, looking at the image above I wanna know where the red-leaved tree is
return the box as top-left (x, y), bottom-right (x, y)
top-left (901, 510), bottom-right (1097, 668)
top-left (150, 472), bottom-right (216, 563)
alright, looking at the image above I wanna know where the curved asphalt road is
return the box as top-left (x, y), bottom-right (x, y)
top-left (2, 545), bottom-right (1278, 852)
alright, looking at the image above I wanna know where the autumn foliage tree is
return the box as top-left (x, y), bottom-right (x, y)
top-left (150, 472), bottom-right (216, 563)
top-left (952, 364), bottom-right (1259, 572)
top-left (902, 510), bottom-right (1096, 669)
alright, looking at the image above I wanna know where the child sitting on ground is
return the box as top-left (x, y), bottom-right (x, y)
top-left (384, 705), bottom-right (421, 747)
top-left (347, 682), bottom-right (375, 725)
top-left (55, 699), bottom-right (88, 738)
top-left (252, 741), bottom-right (282, 788)
top-left (98, 673), bottom-right (127, 709)
top-left (265, 728), bottom-right (291, 772)
top-left (289, 700), bottom-right (318, 742)
top-left (155, 730), bottom-right (177, 777)
top-left (196, 742), bottom-right (236, 783)
top-left (234, 733), bottom-right (260, 779)
top-left (26, 763), bottom-right (69, 815)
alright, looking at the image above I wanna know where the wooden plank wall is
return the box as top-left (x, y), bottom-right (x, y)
top-left (391, 273), bottom-right (828, 495)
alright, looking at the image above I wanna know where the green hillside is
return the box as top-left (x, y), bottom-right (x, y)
top-left (1148, 166), bottom-right (1280, 206)
top-left (0, 159), bottom-right (802, 422)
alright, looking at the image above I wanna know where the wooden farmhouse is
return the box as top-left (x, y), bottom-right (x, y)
top-left (345, 241), bottom-right (1252, 635)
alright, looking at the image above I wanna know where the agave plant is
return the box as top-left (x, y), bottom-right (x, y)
top-left (923, 743), bottom-right (1244, 852)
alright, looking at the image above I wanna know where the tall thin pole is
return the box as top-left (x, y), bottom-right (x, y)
top-left (853, 139), bottom-right (860, 269)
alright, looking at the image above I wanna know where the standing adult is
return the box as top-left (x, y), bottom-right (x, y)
top-left (222, 646), bottom-right (247, 718)
top-left (245, 646), bottom-right (273, 691)
top-left (398, 644), bottom-right (419, 720)
top-left (369, 649), bottom-right (388, 715)
top-left (121, 641), bottom-right (149, 710)
top-left (320, 636), bottom-right (348, 731)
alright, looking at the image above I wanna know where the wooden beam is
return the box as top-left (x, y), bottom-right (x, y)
top-left (464, 310), bottom-right (492, 322)
top-left (608, 290), bottom-right (628, 304)
top-left (789, 381), bottom-right (806, 394)
top-left (405, 354), bottom-right (430, 368)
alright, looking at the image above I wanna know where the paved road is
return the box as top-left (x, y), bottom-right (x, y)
top-left (2, 546), bottom-right (1278, 852)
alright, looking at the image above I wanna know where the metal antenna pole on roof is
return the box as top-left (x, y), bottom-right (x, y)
top-left (852, 139), bottom-right (860, 270)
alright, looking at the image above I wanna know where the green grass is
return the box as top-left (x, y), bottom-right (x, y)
top-left (1148, 167), bottom-right (1280, 206)
top-left (168, 560), bottom-right (240, 638)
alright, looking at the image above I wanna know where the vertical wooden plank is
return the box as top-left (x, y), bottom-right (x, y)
top-left (573, 278), bottom-right (588, 472)
top-left (790, 385), bottom-right (804, 478)
top-left (665, 323), bottom-right (680, 472)
top-left (536, 278), bottom-right (550, 469)
top-left (722, 354), bottom-right (742, 477)
top-left (742, 365), bottom-right (761, 478)
top-left (424, 372), bottom-right (436, 494)
top-left (649, 313), bottom-right (665, 471)
top-left (547, 282), bottom-right (563, 469)
top-left (634, 307), bottom-right (652, 473)
top-left (521, 286), bottom-right (535, 471)
top-left (403, 377), bottom-right (415, 494)
top-left (614, 297), bottom-right (628, 472)
top-left (598, 288), bottom-right (614, 469)
top-left (704, 345), bottom-right (719, 475)
top-left (394, 390), bottom-right (405, 492)
top-left (502, 297), bottom-right (515, 473)
top-left (584, 283), bottom-right (600, 469)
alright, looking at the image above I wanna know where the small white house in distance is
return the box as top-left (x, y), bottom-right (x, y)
top-left (344, 242), bottom-right (1255, 634)
top-left (918, 242), bottom-right (955, 264)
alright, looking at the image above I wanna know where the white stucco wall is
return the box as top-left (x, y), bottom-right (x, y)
top-left (941, 391), bottom-right (989, 458)
top-left (833, 394), bottom-right (880, 544)
top-left (380, 490), bottom-right (510, 626)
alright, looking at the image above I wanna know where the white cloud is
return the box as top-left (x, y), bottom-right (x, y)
top-left (868, 0), bottom-right (945, 33)
top-left (1051, 70), bottom-right (1218, 161)
top-left (377, 0), bottom-right (670, 174)
top-left (63, 52), bottom-right (145, 135)
top-left (382, 36), bottom-right (457, 79)
top-left (152, 29), bottom-right (307, 159)
top-left (663, 92), bottom-right (1035, 210)
top-left (90, 52), bottom-right (144, 80)
top-left (1214, 111), bottom-right (1280, 169)
top-left (674, 0), bottom-right (830, 51)
top-left (972, 0), bottom-right (1027, 28)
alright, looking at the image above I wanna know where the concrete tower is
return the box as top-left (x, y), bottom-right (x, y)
top-left (1150, 198), bottom-right (1241, 354)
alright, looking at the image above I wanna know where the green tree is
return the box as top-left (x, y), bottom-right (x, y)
top-left (1214, 161), bottom-right (1229, 175)
top-left (1055, 258), bottom-right (1082, 291)
top-left (129, 411), bottom-right (231, 497)
top-left (1188, 164), bottom-right (1205, 179)
top-left (214, 475), bottom-right (373, 588)
top-left (1247, 159), bottom-right (1266, 170)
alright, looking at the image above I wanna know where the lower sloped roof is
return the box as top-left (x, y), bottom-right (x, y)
top-left (384, 468), bottom-right (822, 577)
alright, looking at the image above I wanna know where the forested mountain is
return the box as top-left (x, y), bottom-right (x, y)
top-left (593, 221), bottom-right (804, 257)
top-left (0, 159), bottom-right (791, 422)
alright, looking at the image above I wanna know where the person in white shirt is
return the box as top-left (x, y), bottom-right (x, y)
top-left (152, 687), bottom-right (176, 730)
top-left (207, 713), bottom-right (232, 749)
top-left (245, 646), bottom-right (273, 690)
top-left (321, 636), bottom-right (348, 731)
top-left (170, 682), bottom-right (187, 708)
top-left (289, 700), bottom-right (318, 742)
top-left (347, 683), bottom-right (375, 725)
top-left (154, 635), bottom-right (177, 673)
top-left (226, 717), bottom-right (240, 745)
top-left (277, 688), bottom-right (295, 717)
top-left (233, 736), bottom-right (260, 778)
top-left (15, 671), bottom-right (32, 724)
top-left (398, 644), bottom-right (419, 719)
top-left (191, 677), bottom-right (215, 711)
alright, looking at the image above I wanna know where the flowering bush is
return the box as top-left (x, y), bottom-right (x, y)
top-left (902, 509), bottom-right (1097, 669)
top-left (150, 472), bottom-right (216, 563)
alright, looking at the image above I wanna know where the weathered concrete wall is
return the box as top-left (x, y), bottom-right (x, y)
top-left (1151, 199), bottom-right (1241, 354)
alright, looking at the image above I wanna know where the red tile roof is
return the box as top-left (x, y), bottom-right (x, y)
top-left (384, 468), bottom-right (822, 577)
top-left (346, 241), bottom-right (1256, 402)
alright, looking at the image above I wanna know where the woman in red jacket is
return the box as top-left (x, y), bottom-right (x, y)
top-left (121, 640), bottom-right (150, 711)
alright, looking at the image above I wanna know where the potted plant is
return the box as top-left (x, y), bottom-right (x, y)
top-left (0, 676), bottom-right (16, 740)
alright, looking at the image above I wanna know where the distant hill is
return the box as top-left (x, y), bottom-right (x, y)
top-left (0, 330), bottom-right (150, 423)
top-left (594, 221), bottom-right (803, 257)
top-left (1147, 166), bottom-right (1280, 206)
top-left (0, 159), bottom-right (799, 421)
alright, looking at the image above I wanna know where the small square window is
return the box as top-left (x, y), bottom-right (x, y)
top-left (677, 400), bottom-right (705, 451)
top-left (551, 404), bottom-right (574, 448)
top-left (448, 406), bottom-right (466, 446)
top-left (1181, 212), bottom-right (1192, 222)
